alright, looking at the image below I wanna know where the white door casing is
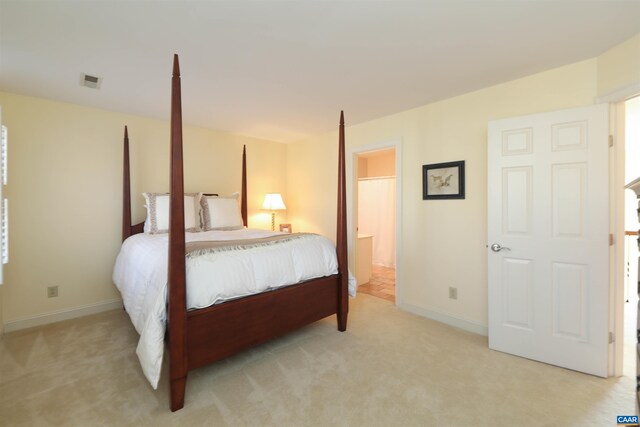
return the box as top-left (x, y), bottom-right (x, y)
top-left (488, 104), bottom-right (609, 377)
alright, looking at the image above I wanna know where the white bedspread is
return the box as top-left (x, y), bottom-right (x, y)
top-left (112, 228), bottom-right (354, 389)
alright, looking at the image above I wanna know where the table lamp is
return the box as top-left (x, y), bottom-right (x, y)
top-left (262, 193), bottom-right (286, 231)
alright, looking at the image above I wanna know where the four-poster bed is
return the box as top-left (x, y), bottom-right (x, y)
top-left (115, 54), bottom-right (349, 411)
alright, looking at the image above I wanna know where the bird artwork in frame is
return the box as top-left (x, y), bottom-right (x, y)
top-left (422, 160), bottom-right (465, 199)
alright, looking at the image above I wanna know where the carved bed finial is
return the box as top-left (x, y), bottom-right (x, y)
top-left (173, 54), bottom-right (180, 77)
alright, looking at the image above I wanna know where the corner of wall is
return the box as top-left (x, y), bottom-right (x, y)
top-left (597, 32), bottom-right (640, 97)
top-left (0, 91), bottom-right (290, 327)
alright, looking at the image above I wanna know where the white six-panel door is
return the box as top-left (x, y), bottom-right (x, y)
top-left (488, 104), bottom-right (609, 377)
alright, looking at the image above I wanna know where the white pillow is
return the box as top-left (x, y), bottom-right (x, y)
top-left (200, 193), bottom-right (244, 231)
top-left (143, 193), bottom-right (201, 234)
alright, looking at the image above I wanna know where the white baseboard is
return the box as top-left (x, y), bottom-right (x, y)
top-left (3, 298), bottom-right (123, 333)
top-left (397, 302), bottom-right (488, 336)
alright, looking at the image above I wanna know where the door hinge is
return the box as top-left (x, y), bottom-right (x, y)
top-left (609, 135), bottom-right (614, 147)
top-left (609, 332), bottom-right (615, 344)
top-left (609, 234), bottom-right (614, 246)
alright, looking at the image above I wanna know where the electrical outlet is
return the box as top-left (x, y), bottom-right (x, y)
top-left (47, 286), bottom-right (58, 298)
top-left (449, 287), bottom-right (458, 300)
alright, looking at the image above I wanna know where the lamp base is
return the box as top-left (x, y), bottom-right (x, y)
top-left (271, 212), bottom-right (275, 231)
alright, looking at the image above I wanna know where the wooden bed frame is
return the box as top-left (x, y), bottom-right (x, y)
top-left (121, 54), bottom-right (348, 411)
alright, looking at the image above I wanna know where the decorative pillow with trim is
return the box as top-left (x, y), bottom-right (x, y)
top-left (200, 193), bottom-right (244, 231)
top-left (143, 192), bottom-right (201, 234)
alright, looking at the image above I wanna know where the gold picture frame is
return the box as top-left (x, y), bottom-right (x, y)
top-left (279, 223), bottom-right (292, 233)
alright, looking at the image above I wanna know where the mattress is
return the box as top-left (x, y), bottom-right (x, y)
top-left (112, 228), bottom-right (354, 388)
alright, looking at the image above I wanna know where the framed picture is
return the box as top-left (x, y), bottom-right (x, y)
top-left (422, 160), bottom-right (465, 200)
top-left (279, 223), bottom-right (292, 233)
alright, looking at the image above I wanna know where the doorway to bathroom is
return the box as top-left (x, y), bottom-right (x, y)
top-left (355, 148), bottom-right (397, 303)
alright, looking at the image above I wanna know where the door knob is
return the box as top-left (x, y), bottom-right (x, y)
top-left (490, 243), bottom-right (510, 252)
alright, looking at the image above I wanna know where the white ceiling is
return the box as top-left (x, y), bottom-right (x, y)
top-left (1, 1), bottom-right (639, 143)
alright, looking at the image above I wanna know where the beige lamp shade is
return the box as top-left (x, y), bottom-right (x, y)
top-left (262, 193), bottom-right (286, 211)
top-left (262, 193), bottom-right (286, 231)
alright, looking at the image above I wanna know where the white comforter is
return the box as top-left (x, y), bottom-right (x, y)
top-left (112, 228), bottom-right (354, 389)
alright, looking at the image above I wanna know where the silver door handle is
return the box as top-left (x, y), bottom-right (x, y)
top-left (490, 243), bottom-right (510, 252)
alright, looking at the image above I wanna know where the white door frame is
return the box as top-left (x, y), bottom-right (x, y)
top-left (347, 139), bottom-right (402, 304)
top-left (598, 83), bottom-right (640, 377)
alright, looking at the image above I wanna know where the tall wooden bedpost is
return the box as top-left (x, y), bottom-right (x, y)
top-left (336, 111), bottom-right (349, 331)
top-left (122, 126), bottom-right (132, 242)
top-left (241, 144), bottom-right (248, 227)
top-left (168, 54), bottom-right (188, 412)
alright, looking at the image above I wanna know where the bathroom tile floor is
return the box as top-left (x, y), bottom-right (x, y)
top-left (358, 265), bottom-right (395, 303)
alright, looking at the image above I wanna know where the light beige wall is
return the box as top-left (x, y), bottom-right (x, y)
top-left (357, 157), bottom-right (368, 179)
top-left (0, 92), bottom-right (286, 323)
top-left (365, 150), bottom-right (395, 178)
top-left (597, 33), bottom-right (640, 96)
top-left (287, 58), bottom-right (599, 328)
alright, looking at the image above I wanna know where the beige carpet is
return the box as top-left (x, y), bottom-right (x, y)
top-left (0, 294), bottom-right (633, 426)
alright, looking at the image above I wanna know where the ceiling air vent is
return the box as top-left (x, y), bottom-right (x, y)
top-left (80, 73), bottom-right (102, 89)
